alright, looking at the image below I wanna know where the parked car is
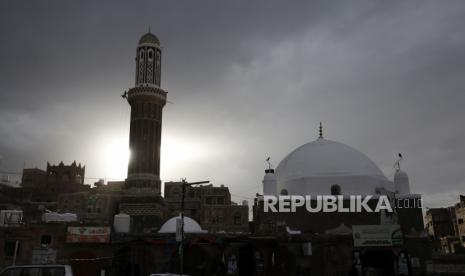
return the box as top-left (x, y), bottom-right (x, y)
top-left (0, 265), bottom-right (73, 276)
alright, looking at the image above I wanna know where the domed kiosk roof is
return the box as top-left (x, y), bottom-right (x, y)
top-left (276, 138), bottom-right (386, 183)
top-left (139, 32), bottom-right (160, 45)
top-left (158, 215), bottom-right (207, 234)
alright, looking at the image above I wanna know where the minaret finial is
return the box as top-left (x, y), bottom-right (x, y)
top-left (319, 122), bottom-right (323, 139)
top-left (266, 157), bottom-right (273, 170)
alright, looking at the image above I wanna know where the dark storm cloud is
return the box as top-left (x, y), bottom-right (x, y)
top-left (1, 0), bottom-right (465, 207)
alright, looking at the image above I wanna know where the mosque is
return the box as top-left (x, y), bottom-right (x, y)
top-left (257, 123), bottom-right (424, 233)
top-left (263, 123), bottom-right (411, 198)
top-left (253, 124), bottom-right (428, 275)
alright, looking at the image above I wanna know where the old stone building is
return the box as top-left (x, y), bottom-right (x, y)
top-left (57, 191), bottom-right (120, 225)
top-left (424, 196), bottom-right (465, 254)
top-left (21, 161), bottom-right (88, 206)
top-left (425, 207), bottom-right (457, 239)
top-left (456, 195), bottom-right (465, 246)
top-left (164, 182), bottom-right (249, 233)
top-left (0, 162), bottom-right (90, 223)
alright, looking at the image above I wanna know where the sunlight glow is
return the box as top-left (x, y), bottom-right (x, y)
top-left (94, 133), bottom-right (217, 182)
top-left (161, 135), bottom-right (215, 178)
top-left (102, 136), bottom-right (130, 181)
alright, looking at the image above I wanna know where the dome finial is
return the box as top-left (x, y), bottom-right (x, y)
top-left (319, 122), bottom-right (323, 139)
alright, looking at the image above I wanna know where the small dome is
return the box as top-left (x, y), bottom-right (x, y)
top-left (158, 215), bottom-right (207, 233)
top-left (139, 32), bottom-right (160, 45)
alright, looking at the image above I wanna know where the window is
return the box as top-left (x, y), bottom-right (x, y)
top-left (234, 213), bottom-right (241, 225)
top-left (4, 240), bottom-right (18, 257)
top-left (331, 184), bottom-right (341, 195)
top-left (41, 235), bottom-right (52, 245)
top-left (458, 218), bottom-right (464, 224)
top-left (280, 189), bottom-right (288, 196)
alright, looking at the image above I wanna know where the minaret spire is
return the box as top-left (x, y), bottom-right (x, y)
top-left (319, 122), bottom-right (323, 139)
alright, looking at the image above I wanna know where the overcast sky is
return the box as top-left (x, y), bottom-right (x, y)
top-left (1, 0), bottom-right (465, 208)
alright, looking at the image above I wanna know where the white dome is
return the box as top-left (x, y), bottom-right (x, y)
top-left (277, 138), bottom-right (385, 180)
top-left (158, 215), bottom-right (207, 234)
top-left (275, 138), bottom-right (392, 196)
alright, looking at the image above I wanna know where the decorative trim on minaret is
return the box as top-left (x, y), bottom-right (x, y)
top-left (319, 122), bottom-right (323, 139)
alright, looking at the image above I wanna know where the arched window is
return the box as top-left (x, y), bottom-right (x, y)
top-left (331, 184), bottom-right (341, 195)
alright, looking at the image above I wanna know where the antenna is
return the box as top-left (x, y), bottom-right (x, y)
top-left (394, 153), bottom-right (403, 171)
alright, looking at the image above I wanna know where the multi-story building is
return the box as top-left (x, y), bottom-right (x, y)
top-left (454, 195), bottom-right (465, 245)
top-left (164, 182), bottom-right (249, 233)
top-left (21, 162), bottom-right (89, 207)
top-left (57, 191), bottom-right (120, 225)
top-left (425, 207), bottom-right (457, 239)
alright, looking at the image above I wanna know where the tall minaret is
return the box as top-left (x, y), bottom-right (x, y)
top-left (125, 31), bottom-right (166, 194)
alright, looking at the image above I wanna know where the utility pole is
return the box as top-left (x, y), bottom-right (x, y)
top-left (179, 178), bottom-right (209, 276)
top-left (12, 240), bottom-right (19, 266)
